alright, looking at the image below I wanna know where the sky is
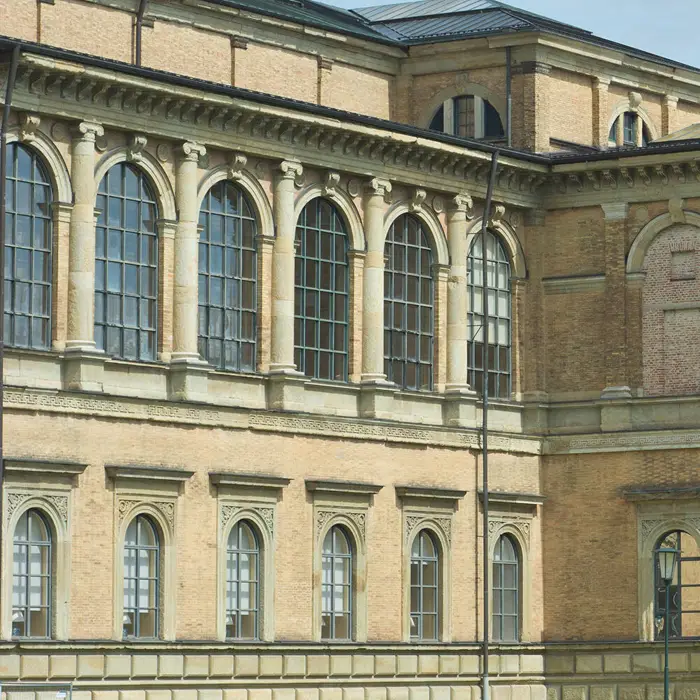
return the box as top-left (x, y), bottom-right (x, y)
top-left (325, 0), bottom-right (700, 69)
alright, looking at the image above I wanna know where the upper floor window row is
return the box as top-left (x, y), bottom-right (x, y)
top-left (3, 146), bottom-right (514, 398)
top-left (609, 111), bottom-right (652, 148)
top-left (429, 94), bottom-right (505, 142)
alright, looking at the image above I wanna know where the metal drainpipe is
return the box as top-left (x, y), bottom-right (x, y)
top-left (481, 151), bottom-right (500, 700)
top-left (0, 42), bottom-right (21, 607)
top-left (135, 0), bottom-right (149, 66)
top-left (505, 47), bottom-right (512, 148)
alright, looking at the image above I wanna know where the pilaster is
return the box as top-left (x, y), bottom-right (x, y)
top-left (433, 261), bottom-right (449, 393)
top-left (157, 219), bottom-right (177, 363)
top-left (348, 250), bottom-right (365, 383)
top-left (592, 77), bottom-right (610, 148)
top-left (257, 233), bottom-right (275, 373)
top-left (51, 202), bottom-right (72, 352)
top-left (662, 95), bottom-right (679, 136)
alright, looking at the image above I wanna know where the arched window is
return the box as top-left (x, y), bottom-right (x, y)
top-left (322, 525), bottom-right (352, 640)
top-left (226, 520), bottom-right (260, 640)
top-left (410, 529), bottom-right (439, 641)
top-left (12, 509), bottom-right (52, 638)
top-left (198, 181), bottom-right (257, 372)
top-left (384, 214), bottom-right (434, 391)
top-left (4, 143), bottom-right (53, 350)
top-left (608, 111), bottom-right (651, 147)
top-left (467, 230), bottom-right (511, 398)
top-left (95, 163), bottom-right (158, 361)
top-left (493, 534), bottom-right (519, 642)
top-left (429, 95), bottom-right (504, 141)
top-left (294, 198), bottom-right (349, 381)
top-left (654, 530), bottom-right (700, 639)
top-left (123, 514), bottom-right (159, 639)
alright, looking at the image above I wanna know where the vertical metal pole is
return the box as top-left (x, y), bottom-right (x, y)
top-left (0, 43), bottom-right (21, 602)
top-left (664, 582), bottom-right (670, 700)
top-left (481, 151), bottom-right (499, 700)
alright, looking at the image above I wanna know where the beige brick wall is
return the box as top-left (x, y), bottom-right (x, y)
top-left (547, 69), bottom-right (593, 146)
top-left (0, 0), bottom-right (38, 42)
top-left (322, 64), bottom-right (392, 119)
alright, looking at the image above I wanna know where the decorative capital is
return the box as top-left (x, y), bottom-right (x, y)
top-left (449, 192), bottom-right (473, 215)
top-left (126, 134), bottom-right (148, 163)
top-left (409, 188), bottom-right (427, 212)
top-left (323, 171), bottom-right (341, 197)
top-left (279, 160), bottom-right (304, 186)
top-left (488, 203), bottom-right (506, 226)
top-left (318, 56), bottom-right (334, 71)
top-left (663, 94), bottom-right (679, 107)
top-left (19, 113), bottom-right (41, 143)
top-left (227, 151), bottom-right (247, 179)
top-left (180, 140), bottom-right (206, 163)
top-left (593, 77), bottom-right (610, 90)
top-left (230, 36), bottom-right (248, 50)
top-left (73, 121), bottom-right (104, 142)
top-left (601, 202), bottom-right (629, 221)
top-left (366, 177), bottom-right (392, 203)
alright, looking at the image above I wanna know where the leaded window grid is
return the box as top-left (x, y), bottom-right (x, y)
top-left (410, 529), bottom-right (439, 641)
top-left (384, 214), bottom-right (434, 391)
top-left (492, 534), bottom-right (519, 642)
top-left (226, 520), bottom-right (260, 641)
top-left (294, 198), bottom-right (349, 382)
top-left (198, 181), bottom-right (257, 373)
top-left (321, 524), bottom-right (353, 641)
top-left (4, 143), bottom-right (53, 351)
top-left (123, 514), bottom-right (160, 640)
top-left (467, 230), bottom-right (512, 399)
top-left (12, 508), bottom-right (52, 639)
top-left (95, 163), bottom-right (158, 362)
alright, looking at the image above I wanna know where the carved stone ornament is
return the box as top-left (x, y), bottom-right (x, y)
top-left (366, 177), bottom-right (392, 203)
top-left (5, 492), bottom-right (68, 526)
top-left (6, 493), bottom-right (31, 523)
top-left (221, 503), bottom-right (275, 536)
top-left (405, 513), bottom-right (452, 547)
top-left (50, 121), bottom-right (68, 142)
top-left (19, 113), bottom-right (41, 142)
top-left (73, 121), bottom-right (104, 143)
top-left (126, 134), bottom-right (148, 163)
top-left (410, 188), bottom-right (427, 213)
top-left (156, 143), bottom-right (171, 163)
top-left (279, 160), bottom-right (304, 187)
top-left (181, 140), bottom-right (206, 163)
top-left (316, 508), bottom-right (366, 540)
top-left (47, 495), bottom-right (69, 525)
top-left (455, 72), bottom-right (470, 90)
top-left (254, 160), bottom-right (267, 178)
top-left (668, 196), bottom-right (687, 224)
top-left (228, 151), bottom-right (248, 179)
top-left (450, 192), bottom-right (474, 216)
top-left (488, 203), bottom-right (506, 226)
top-left (488, 517), bottom-right (531, 547)
top-left (432, 196), bottom-right (445, 214)
top-left (347, 178), bottom-right (361, 198)
top-left (323, 171), bottom-right (341, 197)
top-left (118, 498), bottom-right (175, 529)
top-left (629, 91), bottom-right (643, 109)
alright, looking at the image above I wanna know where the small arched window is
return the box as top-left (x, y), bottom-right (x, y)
top-left (294, 198), bottom-right (349, 381)
top-left (493, 534), bottom-right (519, 642)
top-left (467, 230), bottom-right (511, 398)
top-left (429, 95), bottom-right (504, 141)
top-left (654, 530), bottom-right (700, 639)
top-left (95, 163), bottom-right (158, 361)
top-left (198, 181), bottom-right (257, 372)
top-left (12, 509), bottom-right (52, 638)
top-left (384, 214), bottom-right (434, 391)
top-left (226, 520), bottom-right (260, 640)
top-left (322, 525), bottom-right (352, 640)
top-left (4, 143), bottom-right (53, 350)
top-left (608, 111), bottom-right (651, 147)
top-left (123, 514), bottom-right (159, 639)
top-left (410, 529), bottom-right (439, 641)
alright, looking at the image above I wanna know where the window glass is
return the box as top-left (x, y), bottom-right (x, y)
top-left (428, 95), bottom-right (505, 141)
top-left (95, 163), bottom-right (158, 360)
top-left (226, 520), bottom-right (260, 639)
top-left (321, 525), bottom-right (352, 640)
top-left (4, 144), bottom-right (53, 350)
top-left (294, 198), bottom-right (349, 381)
top-left (123, 514), bottom-right (159, 638)
top-left (410, 530), bottom-right (439, 641)
top-left (492, 534), bottom-right (519, 642)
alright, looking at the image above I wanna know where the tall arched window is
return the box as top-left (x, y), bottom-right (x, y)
top-left (654, 530), bottom-right (700, 639)
top-left (12, 509), bottom-right (52, 638)
top-left (95, 163), bottom-right (158, 361)
top-left (384, 214), bottom-right (434, 391)
top-left (467, 230), bottom-right (511, 398)
top-left (410, 529), bottom-right (439, 641)
top-left (294, 198), bottom-right (349, 381)
top-left (493, 534), bottom-right (519, 642)
top-left (429, 95), bottom-right (504, 141)
top-left (123, 514), bottom-right (159, 639)
top-left (198, 181), bottom-right (257, 372)
top-left (4, 143), bottom-right (53, 350)
top-left (226, 520), bottom-right (260, 640)
top-left (608, 112), bottom-right (651, 147)
top-left (322, 525), bottom-right (352, 640)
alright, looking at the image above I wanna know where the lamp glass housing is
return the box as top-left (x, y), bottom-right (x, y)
top-left (656, 546), bottom-right (679, 584)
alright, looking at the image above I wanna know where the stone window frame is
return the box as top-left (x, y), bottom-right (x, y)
top-left (627, 488), bottom-right (700, 641)
top-left (482, 490), bottom-right (543, 643)
top-left (1, 458), bottom-right (87, 640)
top-left (107, 464), bottom-right (193, 641)
top-left (210, 471), bottom-right (290, 642)
top-left (306, 478), bottom-right (382, 643)
top-left (397, 485), bottom-right (466, 643)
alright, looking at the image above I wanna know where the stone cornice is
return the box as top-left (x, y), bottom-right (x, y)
top-left (105, 464), bottom-right (195, 484)
top-left (3, 458), bottom-right (88, 476)
top-left (209, 471), bottom-right (291, 491)
top-left (305, 479), bottom-right (383, 495)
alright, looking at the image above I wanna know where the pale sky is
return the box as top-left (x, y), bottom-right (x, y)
top-left (326, 0), bottom-right (700, 69)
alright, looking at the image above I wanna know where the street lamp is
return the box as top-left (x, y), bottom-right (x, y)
top-left (655, 546), bottom-right (679, 700)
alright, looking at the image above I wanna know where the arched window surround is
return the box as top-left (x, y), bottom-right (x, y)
top-left (403, 519), bottom-right (451, 642)
top-left (313, 513), bottom-right (367, 643)
top-left (218, 508), bottom-right (275, 642)
top-left (607, 103), bottom-right (658, 147)
top-left (2, 496), bottom-right (70, 640)
top-left (114, 503), bottom-right (175, 641)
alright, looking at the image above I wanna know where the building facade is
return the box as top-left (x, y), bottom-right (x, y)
top-left (1, 1), bottom-right (700, 700)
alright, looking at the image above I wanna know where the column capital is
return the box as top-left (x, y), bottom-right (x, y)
top-left (448, 192), bottom-right (473, 215)
top-left (663, 94), bottom-right (679, 107)
top-left (72, 121), bottom-right (104, 142)
top-left (365, 177), bottom-right (392, 202)
top-left (278, 159), bottom-right (304, 185)
top-left (593, 77), bottom-right (611, 90)
top-left (601, 202), bottom-right (629, 221)
top-left (180, 141), bottom-right (206, 163)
